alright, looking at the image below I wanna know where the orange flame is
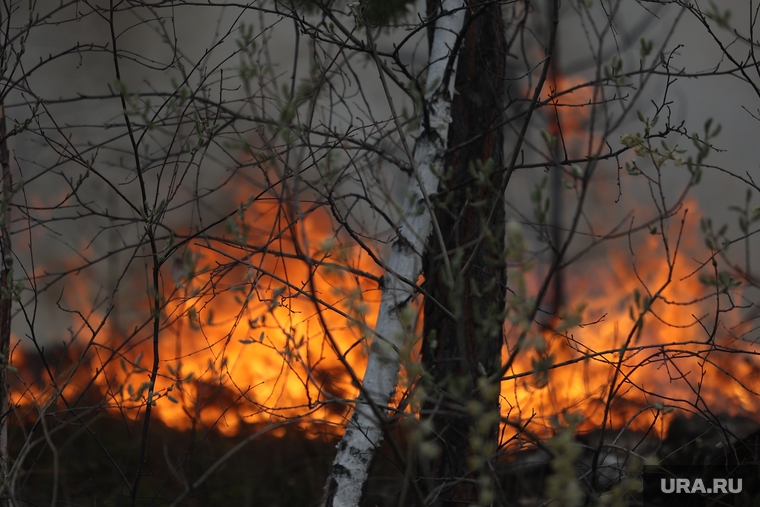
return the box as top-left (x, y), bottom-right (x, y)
top-left (503, 208), bottom-right (760, 438)
top-left (10, 75), bottom-right (760, 443)
top-left (12, 193), bottom-right (758, 442)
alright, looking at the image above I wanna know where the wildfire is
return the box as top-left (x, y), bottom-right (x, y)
top-left (11, 188), bottom-right (759, 443)
top-left (9, 71), bottom-right (760, 444)
top-left (504, 208), bottom-right (760, 438)
top-left (11, 196), bottom-right (380, 437)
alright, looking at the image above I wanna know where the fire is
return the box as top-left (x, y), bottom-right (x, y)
top-left (12, 188), bottom-right (758, 442)
top-left (545, 72), bottom-right (596, 153)
top-left (137, 200), bottom-right (381, 436)
top-left (11, 196), bottom-right (380, 437)
top-left (8, 74), bottom-right (759, 443)
top-left (503, 207), bottom-right (760, 438)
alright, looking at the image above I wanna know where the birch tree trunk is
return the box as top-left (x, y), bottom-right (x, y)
top-left (321, 2), bottom-right (466, 506)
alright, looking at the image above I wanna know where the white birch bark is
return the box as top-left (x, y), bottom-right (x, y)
top-left (322, 3), bottom-right (465, 506)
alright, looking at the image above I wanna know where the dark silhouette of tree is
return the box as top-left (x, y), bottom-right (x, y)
top-left (420, 0), bottom-right (508, 503)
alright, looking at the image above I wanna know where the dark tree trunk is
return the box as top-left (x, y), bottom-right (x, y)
top-left (0, 103), bottom-right (11, 507)
top-left (420, 1), bottom-right (507, 505)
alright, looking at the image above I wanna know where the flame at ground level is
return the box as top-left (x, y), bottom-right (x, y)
top-left (504, 219), bottom-right (760, 438)
top-left (9, 198), bottom-right (760, 443)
